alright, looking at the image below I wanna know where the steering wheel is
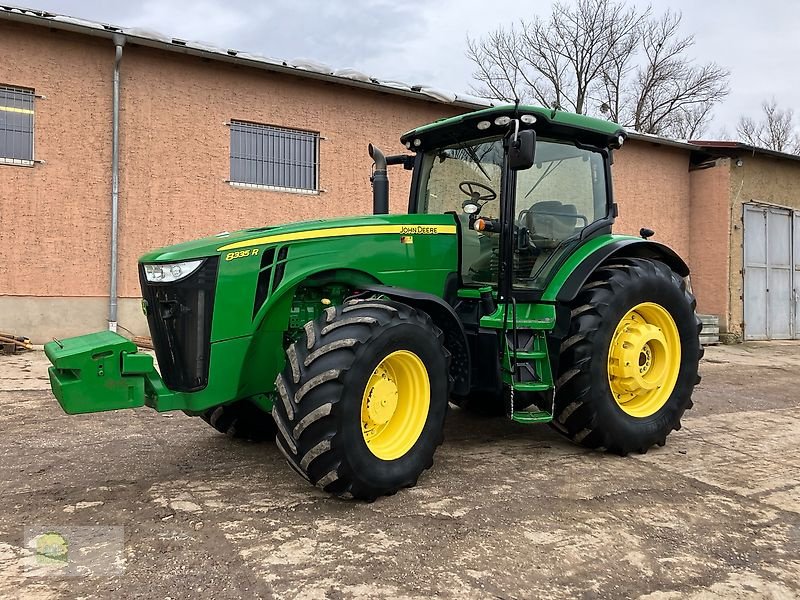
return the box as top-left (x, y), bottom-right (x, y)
top-left (459, 181), bottom-right (497, 203)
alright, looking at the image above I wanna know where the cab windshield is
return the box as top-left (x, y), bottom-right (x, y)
top-left (417, 136), bottom-right (608, 290)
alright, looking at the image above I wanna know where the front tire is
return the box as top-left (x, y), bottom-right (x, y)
top-left (272, 298), bottom-right (451, 500)
top-left (552, 258), bottom-right (702, 455)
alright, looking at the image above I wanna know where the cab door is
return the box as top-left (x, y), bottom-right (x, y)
top-left (505, 138), bottom-right (611, 294)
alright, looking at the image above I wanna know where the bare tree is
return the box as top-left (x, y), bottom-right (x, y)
top-left (623, 11), bottom-right (729, 136)
top-left (466, 26), bottom-right (530, 103)
top-left (667, 104), bottom-right (716, 140)
top-left (467, 0), bottom-right (643, 114)
top-left (737, 99), bottom-right (800, 154)
top-left (467, 0), bottom-right (729, 138)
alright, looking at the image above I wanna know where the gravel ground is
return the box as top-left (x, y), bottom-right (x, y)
top-left (0, 342), bottom-right (798, 599)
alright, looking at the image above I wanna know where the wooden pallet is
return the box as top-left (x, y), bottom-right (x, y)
top-left (698, 314), bottom-right (720, 345)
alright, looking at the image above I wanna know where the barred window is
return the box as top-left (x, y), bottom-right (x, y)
top-left (230, 121), bottom-right (319, 193)
top-left (0, 85), bottom-right (34, 165)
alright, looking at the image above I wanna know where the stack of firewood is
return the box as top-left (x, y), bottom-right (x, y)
top-left (0, 332), bottom-right (33, 354)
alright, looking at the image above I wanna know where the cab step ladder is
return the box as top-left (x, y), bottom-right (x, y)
top-left (504, 298), bottom-right (554, 424)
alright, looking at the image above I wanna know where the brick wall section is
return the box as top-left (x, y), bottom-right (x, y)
top-left (611, 141), bottom-right (692, 261)
top-left (0, 23), bottom-right (461, 300)
top-left (688, 159), bottom-right (731, 327)
top-left (0, 22), bottom-right (112, 297)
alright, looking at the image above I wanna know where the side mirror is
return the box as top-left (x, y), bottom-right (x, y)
top-left (509, 129), bottom-right (536, 171)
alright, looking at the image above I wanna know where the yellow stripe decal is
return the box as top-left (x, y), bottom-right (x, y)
top-left (0, 106), bottom-right (34, 114)
top-left (217, 224), bottom-right (457, 251)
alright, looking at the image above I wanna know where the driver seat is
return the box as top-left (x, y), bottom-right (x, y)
top-left (525, 201), bottom-right (578, 248)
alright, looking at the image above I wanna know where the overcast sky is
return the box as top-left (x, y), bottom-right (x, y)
top-left (19, 0), bottom-right (800, 137)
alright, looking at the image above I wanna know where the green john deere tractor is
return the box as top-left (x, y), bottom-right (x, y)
top-left (46, 105), bottom-right (702, 501)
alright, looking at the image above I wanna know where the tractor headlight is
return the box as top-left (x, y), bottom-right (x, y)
top-left (143, 259), bottom-right (204, 283)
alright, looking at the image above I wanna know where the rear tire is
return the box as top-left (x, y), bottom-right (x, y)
top-left (272, 298), bottom-right (451, 500)
top-left (197, 400), bottom-right (276, 441)
top-left (551, 258), bottom-right (702, 455)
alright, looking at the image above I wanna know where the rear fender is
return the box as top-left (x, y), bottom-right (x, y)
top-left (554, 239), bottom-right (690, 303)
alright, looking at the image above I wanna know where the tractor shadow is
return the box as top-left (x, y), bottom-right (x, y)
top-left (443, 403), bottom-right (575, 453)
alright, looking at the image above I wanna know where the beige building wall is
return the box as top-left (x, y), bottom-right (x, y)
top-left (0, 22), bottom-right (461, 341)
top-left (725, 154), bottom-right (800, 337)
top-left (0, 22), bottom-right (112, 299)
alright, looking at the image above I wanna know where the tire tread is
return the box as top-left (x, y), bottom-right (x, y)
top-left (551, 257), bottom-right (702, 454)
top-left (272, 299), bottom-right (450, 500)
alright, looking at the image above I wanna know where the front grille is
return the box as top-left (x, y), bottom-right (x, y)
top-left (139, 257), bottom-right (219, 392)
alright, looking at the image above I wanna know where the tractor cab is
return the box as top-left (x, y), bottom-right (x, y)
top-left (402, 105), bottom-right (625, 299)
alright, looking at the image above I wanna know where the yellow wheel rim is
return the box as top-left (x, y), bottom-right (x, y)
top-left (607, 302), bottom-right (681, 418)
top-left (361, 350), bottom-right (430, 460)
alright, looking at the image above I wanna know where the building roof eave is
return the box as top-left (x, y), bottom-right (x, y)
top-left (0, 5), bottom-right (489, 111)
top-left (689, 140), bottom-right (800, 164)
top-left (626, 132), bottom-right (701, 152)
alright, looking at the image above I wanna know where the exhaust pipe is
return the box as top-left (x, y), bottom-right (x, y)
top-left (369, 143), bottom-right (389, 214)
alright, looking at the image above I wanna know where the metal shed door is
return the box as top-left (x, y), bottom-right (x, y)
top-left (795, 212), bottom-right (800, 339)
top-left (743, 204), bottom-right (794, 340)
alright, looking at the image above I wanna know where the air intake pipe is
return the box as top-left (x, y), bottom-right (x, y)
top-left (369, 143), bottom-right (389, 214)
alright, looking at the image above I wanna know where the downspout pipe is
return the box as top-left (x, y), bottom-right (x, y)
top-left (108, 35), bottom-right (124, 332)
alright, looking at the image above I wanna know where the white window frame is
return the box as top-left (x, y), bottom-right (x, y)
top-left (228, 120), bottom-right (320, 194)
top-left (0, 84), bottom-right (35, 167)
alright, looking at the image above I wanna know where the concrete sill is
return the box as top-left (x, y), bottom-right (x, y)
top-left (227, 181), bottom-right (320, 195)
top-left (0, 158), bottom-right (35, 168)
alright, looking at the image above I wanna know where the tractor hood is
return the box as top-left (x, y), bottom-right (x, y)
top-left (138, 214), bottom-right (455, 263)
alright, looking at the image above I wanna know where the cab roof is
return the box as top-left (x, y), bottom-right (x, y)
top-left (401, 104), bottom-right (626, 151)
